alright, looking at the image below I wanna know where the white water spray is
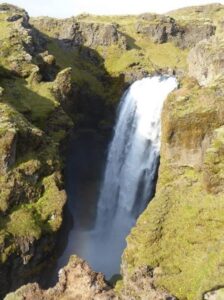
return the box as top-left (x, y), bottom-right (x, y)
top-left (97, 76), bottom-right (178, 225)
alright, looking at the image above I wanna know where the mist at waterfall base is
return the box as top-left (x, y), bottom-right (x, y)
top-left (58, 76), bottom-right (178, 279)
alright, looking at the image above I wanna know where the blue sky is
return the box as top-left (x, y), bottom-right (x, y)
top-left (0, 0), bottom-right (223, 18)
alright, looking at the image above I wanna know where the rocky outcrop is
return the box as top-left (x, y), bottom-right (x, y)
top-left (136, 14), bottom-right (216, 48)
top-left (31, 17), bottom-right (127, 49)
top-left (5, 256), bottom-right (117, 300)
top-left (175, 23), bottom-right (215, 49)
top-left (0, 4), bottom-right (45, 77)
top-left (6, 256), bottom-right (178, 300)
top-left (53, 67), bottom-right (72, 105)
top-left (188, 37), bottom-right (224, 86)
top-left (136, 15), bottom-right (181, 44)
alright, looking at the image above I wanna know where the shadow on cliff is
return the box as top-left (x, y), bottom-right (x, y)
top-left (30, 25), bottom-right (129, 132)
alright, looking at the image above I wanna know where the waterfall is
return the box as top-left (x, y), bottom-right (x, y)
top-left (86, 76), bottom-right (177, 277)
top-left (96, 76), bottom-right (177, 228)
top-left (57, 76), bottom-right (178, 280)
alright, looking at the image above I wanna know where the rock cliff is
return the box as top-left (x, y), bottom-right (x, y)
top-left (1, 2), bottom-right (224, 300)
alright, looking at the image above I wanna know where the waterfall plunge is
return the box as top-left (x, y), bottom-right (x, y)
top-left (60, 76), bottom-right (178, 279)
top-left (87, 76), bottom-right (178, 277)
top-left (97, 76), bottom-right (177, 224)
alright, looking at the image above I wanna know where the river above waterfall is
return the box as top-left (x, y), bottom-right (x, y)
top-left (55, 76), bottom-right (178, 280)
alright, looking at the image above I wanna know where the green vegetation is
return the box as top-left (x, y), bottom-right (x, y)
top-left (1, 78), bottom-right (58, 127)
top-left (124, 165), bottom-right (224, 300)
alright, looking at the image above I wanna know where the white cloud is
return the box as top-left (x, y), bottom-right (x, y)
top-left (0, 0), bottom-right (223, 18)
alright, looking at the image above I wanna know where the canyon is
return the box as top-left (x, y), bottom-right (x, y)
top-left (0, 2), bottom-right (224, 300)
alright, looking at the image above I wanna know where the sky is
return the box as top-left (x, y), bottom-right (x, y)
top-left (0, 0), bottom-right (223, 18)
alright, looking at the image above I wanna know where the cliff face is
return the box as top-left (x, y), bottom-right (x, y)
top-left (1, 2), bottom-right (224, 300)
top-left (0, 3), bottom-right (74, 296)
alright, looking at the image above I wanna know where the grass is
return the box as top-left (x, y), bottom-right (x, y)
top-left (7, 207), bottom-right (41, 239)
top-left (0, 12), bottom-right (10, 40)
top-left (1, 77), bottom-right (58, 127)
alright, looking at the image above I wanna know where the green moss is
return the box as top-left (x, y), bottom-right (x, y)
top-left (1, 77), bottom-right (58, 127)
top-left (7, 207), bottom-right (41, 239)
top-left (123, 165), bottom-right (224, 300)
top-left (0, 13), bottom-right (11, 40)
top-left (34, 174), bottom-right (66, 232)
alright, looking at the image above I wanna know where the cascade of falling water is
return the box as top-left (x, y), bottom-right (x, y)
top-left (56, 76), bottom-right (178, 279)
top-left (96, 76), bottom-right (178, 226)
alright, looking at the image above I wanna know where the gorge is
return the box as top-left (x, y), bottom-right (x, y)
top-left (1, 3), bottom-right (224, 300)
